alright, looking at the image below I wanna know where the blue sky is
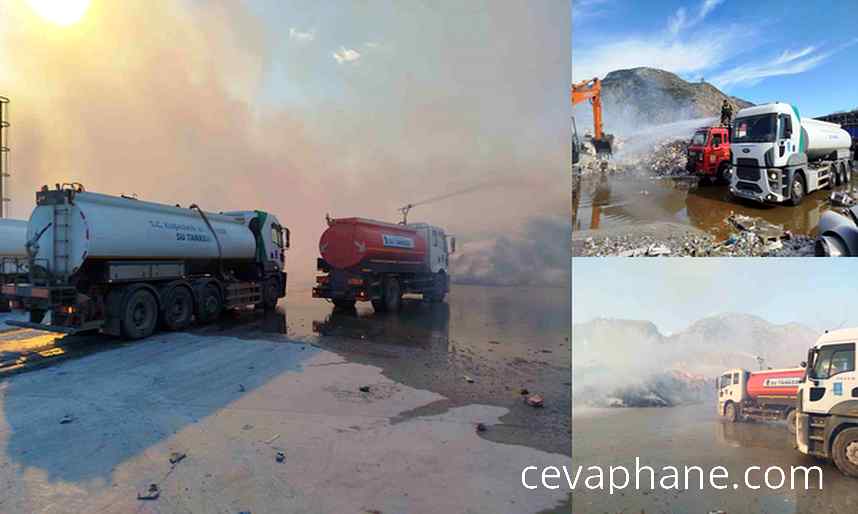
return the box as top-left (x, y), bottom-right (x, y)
top-left (572, 259), bottom-right (858, 334)
top-left (573, 0), bottom-right (858, 117)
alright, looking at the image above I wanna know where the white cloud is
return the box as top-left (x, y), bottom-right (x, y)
top-left (666, 0), bottom-right (724, 35)
top-left (573, 0), bottom-right (614, 21)
top-left (711, 39), bottom-right (858, 88)
top-left (332, 46), bottom-right (361, 64)
top-left (289, 27), bottom-right (315, 42)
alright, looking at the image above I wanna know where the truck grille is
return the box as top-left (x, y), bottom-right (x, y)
top-left (736, 182), bottom-right (762, 193)
top-left (736, 167), bottom-right (761, 181)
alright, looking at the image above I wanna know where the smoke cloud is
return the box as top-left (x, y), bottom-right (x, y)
top-left (0, 0), bottom-right (570, 286)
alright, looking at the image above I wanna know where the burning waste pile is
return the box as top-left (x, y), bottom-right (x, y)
top-left (577, 370), bottom-right (710, 409)
top-left (574, 137), bottom-right (690, 178)
top-left (575, 213), bottom-right (816, 257)
top-left (644, 139), bottom-right (688, 176)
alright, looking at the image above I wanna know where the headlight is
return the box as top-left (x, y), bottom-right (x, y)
top-left (769, 172), bottom-right (778, 181)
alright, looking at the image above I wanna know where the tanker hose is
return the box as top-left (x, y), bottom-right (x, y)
top-left (190, 204), bottom-right (224, 279)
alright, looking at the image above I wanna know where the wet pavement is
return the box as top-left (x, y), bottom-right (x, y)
top-left (0, 284), bottom-right (571, 513)
top-left (572, 168), bottom-right (857, 241)
top-left (572, 403), bottom-right (858, 514)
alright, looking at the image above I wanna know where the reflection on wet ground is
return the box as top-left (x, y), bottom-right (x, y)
top-left (572, 403), bottom-right (858, 514)
top-left (572, 170), bottom-right (856, 239)
top-left (0, 284), bottom-right (570, 457)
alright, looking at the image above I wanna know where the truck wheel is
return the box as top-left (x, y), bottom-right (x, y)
top-left (832, 427), bottom-right (858, 478)
top-left (161, 285), bottom-right (194, 331)
top-left (333, 299), bottom-right (356, 310)
top-left (383, 278), bottom-right (402, 312)
top-left (260, 276), bottom-right (280, 311)
top-left (717, 163), bottom-right (731, 184)
top-left (196, 283), bottom-right (223, 324)
top-left (788, 174), bottom-right (805, 206)
top-left (831, 164), bottom-right (841, 187)
top-left (724, 402), bottom-right (738, 423)
top-left (785, 409), bottom-right (797, 435)
top-left (843, 163), bottom-right (850, 184)
top-left (121, 288), bottom-right (158, 340)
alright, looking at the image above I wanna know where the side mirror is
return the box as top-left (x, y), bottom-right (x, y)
top-left (450, 236), bottom-right (456, 254)
top-left (284, 227), bottom-right (291, 249)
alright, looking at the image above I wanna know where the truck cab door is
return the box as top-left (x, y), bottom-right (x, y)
top-left (804, 342), bottom-right (857, 415)
top-left (777, 114), bottom-right (794, 161)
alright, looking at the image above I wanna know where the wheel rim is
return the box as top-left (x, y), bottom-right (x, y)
top-left (129, 294), bottom-right (154, 332)
top-left (846, 441), bottom-right (858, 466)
top-left (793, 179), bottom-right (802, 199)
top-left (169, 291), bottom-right (190, 323)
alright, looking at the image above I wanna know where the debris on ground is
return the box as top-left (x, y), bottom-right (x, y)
top-left (526, 394), bottom-right (545, 408)
top-left (520, 388), bottom-right (529, 396)
top-left (831, 190), bottom-right (856, 207)
top-left (275, 451), bottom-right (286, 463)
top-left (464, 376), bottom-right (475, 384)
top-left (137, 483), bottom-right (160, 501)
top-left (475, 423), bottom-right (487, 433)
top-left (359, 385), bottom-right (371, 393)
top-left (646, 139), bottom-right (688, 176)
top-left (169, 452), bottom-right (186, 465)
top-left (265, 433), bottom-right (281, 444)
top-left (488, 340), bottom-right (500, 345)
top-left (59, 415), bottom-right (75, 424)
top-left (617, 244), bottom-right (672, 257)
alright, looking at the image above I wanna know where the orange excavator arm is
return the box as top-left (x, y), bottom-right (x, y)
top-left (571, 78), bottom-right (613, 156)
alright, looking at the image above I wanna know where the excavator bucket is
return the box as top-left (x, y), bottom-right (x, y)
top-left (593, 134), bottom-right (614, 157)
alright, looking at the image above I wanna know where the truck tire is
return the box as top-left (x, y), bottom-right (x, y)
top-left (260, 276), bottom-right (280, 311)
top-left (724, 402), bottom-right (738, 423)
top-left (832, 427), bottom-right (858, 478)
top-left (785, 409), bottom-right (797, 435)
top-left (161, 284), bottom-right (194, 331)
top-left (717, 162), bottom-right (731, 185)
top-left (196, 283), bottom-right (223, 324)
top-left (788, 174), bottom-right (805, 206)
top-left (121, 288), bottom-right (158, 340)
top-left (425, 272), bottom-right (447, 303)
top-left (843, 162), bottom-right (850, 184)
top-left (333, 299), bottom-right (356, 310)
top-left (383, 278), bottom-right (401, 312)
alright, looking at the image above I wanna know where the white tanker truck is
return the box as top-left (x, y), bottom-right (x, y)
top-left (729, 102), bottom-right (853, 206)
top-left (2, 184), bottom-right (289, 339)
top-left (0, 218), bottom-right (28, 313)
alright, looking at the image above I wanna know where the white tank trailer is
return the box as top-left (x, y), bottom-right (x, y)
top-left (0, 218), bottom-right (28, 312)
top-left (1, 184), bottom-right (290, 339)
top-left (729, 102), bottom-right (853, 205)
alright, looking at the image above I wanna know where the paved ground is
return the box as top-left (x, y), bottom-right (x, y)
top-left (0, 301), bottom-right (570, 513)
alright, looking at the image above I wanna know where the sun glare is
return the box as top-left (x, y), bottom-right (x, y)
top-left (28, 0), bottom-right (91, 26)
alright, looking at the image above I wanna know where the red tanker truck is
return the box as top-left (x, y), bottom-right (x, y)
top-left (717, 367), bottom-right (804, 433)
top-left (312, 217), bottom-right (455, 312)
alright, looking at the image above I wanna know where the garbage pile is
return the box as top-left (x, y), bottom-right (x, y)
top-left (644, 139), bottom-right (688, 176)
top-left (713, 214), bottom-right (815, 257)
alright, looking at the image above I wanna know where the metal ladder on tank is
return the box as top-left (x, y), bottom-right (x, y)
top-left (52, 205), bottom-right (72, 284)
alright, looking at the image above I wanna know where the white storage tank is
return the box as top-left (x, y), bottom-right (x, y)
top-left (0, 218), bottom-right (27, 257)
top-left (27, 190), bottom-right (258, 275)
top-left (801, 117), bottom-right (852, 160)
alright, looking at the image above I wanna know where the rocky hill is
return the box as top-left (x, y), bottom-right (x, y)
top-left (572, 313), bottom-right (817, 408)
top-left (582, 67), bottom-right (753, 134)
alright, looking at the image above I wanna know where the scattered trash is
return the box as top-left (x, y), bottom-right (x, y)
top-left (359, 385), bottom-right (371, 393)
top-left (242, 424), bottom-right (254, 431)
top-left (488, 340), bottom-right (501, 345)
top-left (137, 483), bottom-right (160, 501)
top-left (59, 415), bottom-right (75, 424)
top-left (169, 452), bottom-right (186, 465)
top-left (265, 433), bottom-right (281, 444)
top-left (520, 388), bottom-right (530, 395)
top-left (275, 451), bottom-right (286, 463)
top-left (464, 376), bottom-right (475, 384)
top-left (475, 423), bottom-right (487, 433)
top-left (526, 394), bottom-right (545, 408)
top-left (831, 190), bottom-right (856, 207)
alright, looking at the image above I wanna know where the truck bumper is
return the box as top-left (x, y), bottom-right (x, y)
top-left (730, 167), bottom-right (787, 203)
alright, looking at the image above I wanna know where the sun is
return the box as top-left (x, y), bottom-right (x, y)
top-left (28, 0), bottom-right (91, 26)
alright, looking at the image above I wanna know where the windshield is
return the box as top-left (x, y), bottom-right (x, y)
top-left (691, 131), bottom-right (707, 146)
top-left (810, 343), bottom-right (855, 379)
top-left (720, 373), bottom-right (732, 389)
top-left (733, 114), bottom-right (777, 143)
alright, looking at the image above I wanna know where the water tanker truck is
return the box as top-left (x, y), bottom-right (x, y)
top-left (796, 329), bottom-right (858, 477)
top-left (312, 216), bottom-right (455, 312)
top-left (717, 366), bottom-right (804, 433)
top-left (1, 184), bottom-right (289, 339)
top-left (729, 102), bottom-right (853, 205)
top-left (0, 218), bottom-right (28, 312)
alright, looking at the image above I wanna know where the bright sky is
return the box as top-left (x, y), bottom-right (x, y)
top-left (572, 259), bottom-right (858, 334)
top-left (572, 0), bottom-right (858, 117)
